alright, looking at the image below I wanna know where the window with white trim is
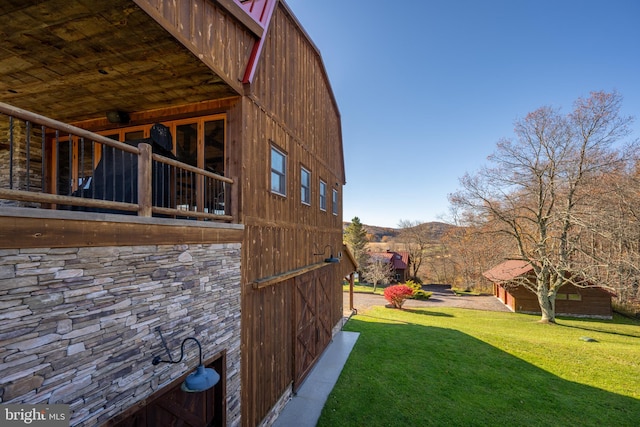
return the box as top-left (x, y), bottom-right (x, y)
top-left (332, 188), bottom-right (338, 215)
top-left (270, 145), bottom-right (286, 196)
top-left (301, 167), bottom-right (311, 205)
top-left (319, 180), bottom-right (327, 211)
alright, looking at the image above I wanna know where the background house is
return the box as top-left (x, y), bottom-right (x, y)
top-left (368, 250), bottom-right (411, 283)
top-left (483, 260), bottom-right (613, 319)
top-left (0, 1), bottom-right (352, 426)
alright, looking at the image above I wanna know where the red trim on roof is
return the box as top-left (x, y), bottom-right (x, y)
top-left (238, 0), bottom-right (278, 84)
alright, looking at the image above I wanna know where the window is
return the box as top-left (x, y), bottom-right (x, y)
top-left (301, 167), bottom-right (311, 205)
top-left (54, 136), bottom-right (102, 196)
top-left (49, 115), bottom-right (226, 213)
top-left (568, 293), bottom-right (582, 301)
top-left (271, 145), bottom-right (286, 196)
top-left (319, 180), bottom-right (326, 211)
top-left (332, 188), bottom-right (338, 215)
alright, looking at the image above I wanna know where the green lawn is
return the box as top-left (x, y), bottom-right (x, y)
top-left (343, 281), bottom-right (387, 295)
top-left (318, 307), bottom-right (640, 427)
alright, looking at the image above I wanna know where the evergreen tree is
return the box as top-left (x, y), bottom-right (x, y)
top-left (344, 216), bottom-right (369, 274)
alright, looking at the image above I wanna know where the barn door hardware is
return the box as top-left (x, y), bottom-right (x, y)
top-left (151, 326), bottom-right (220, 392)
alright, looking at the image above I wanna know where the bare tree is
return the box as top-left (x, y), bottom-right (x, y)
top-left (579, 163), bottom-right (640, 305)
top-left (441, 222), bottom-right (514, 290)
top-left (397, 219), bottom-right (431, 280)
top-left (363, 254), bottom-right (394, 293)
top-left (450, 91), bottom-right (637, 323)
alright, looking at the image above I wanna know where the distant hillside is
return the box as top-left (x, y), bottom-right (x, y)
top-left (343, 221), bottom-right (454, 243)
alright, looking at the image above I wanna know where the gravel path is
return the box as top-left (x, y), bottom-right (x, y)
top-left (343, 284), bottom-right (511, 315)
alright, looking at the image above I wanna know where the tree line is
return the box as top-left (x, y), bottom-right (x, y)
top-left (346, 92), bottom-right (639, 322)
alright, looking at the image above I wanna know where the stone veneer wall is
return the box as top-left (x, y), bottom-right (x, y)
top-left (0, 243), bottom-right (242, 426)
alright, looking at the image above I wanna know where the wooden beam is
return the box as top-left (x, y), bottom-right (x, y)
top-left (0, 189), bottom-right (138, 212)
top-left (137, 143), bottom-right (153, 217)
top-left (0, 102), bottom-right (139, 154)
top-left (251, 262), bottom-right (330, 289)
top-left (349, 272), bottom-right (355, 311)
top-left (0, 214), bottom-right (243, 249)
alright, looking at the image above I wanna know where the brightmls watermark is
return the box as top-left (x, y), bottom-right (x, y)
top-left (1, 405), bottom-right (69, 426)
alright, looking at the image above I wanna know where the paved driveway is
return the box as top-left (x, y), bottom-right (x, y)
top-left (344, 284), bottom-right (511, 315)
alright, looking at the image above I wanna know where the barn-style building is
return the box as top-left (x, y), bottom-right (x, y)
top-left (0, 1), bottom-right (353, 426)
top-left (368, 250), bottom-right (411, 283)
top-left (483, 260), bottom-right (613, 319)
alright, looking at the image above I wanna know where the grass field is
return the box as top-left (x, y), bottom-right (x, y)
top-left (343, 281), bottom-right (386, 295)
top-left (318, 307), bottom-right (640, 427)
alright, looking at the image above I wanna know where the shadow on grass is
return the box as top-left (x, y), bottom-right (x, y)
top-left (357, 310), bottom-right (454, 325)
top-left (403, 308), bottom-right (454, 317)
top-left (319, 316), bottom-right (640, 427)
top-left (557, 318), bottom-right (640, 339)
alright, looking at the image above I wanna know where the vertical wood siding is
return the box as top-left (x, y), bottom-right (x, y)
top-left (135, 0), bottom-right (254, 93)
top-left (240, 4), bottom-right (346, 426)
top-left (132, 2), bottom-right (346, 424)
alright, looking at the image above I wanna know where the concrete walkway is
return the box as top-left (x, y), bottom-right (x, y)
top-left (273, 330), bottom-right (359, 427)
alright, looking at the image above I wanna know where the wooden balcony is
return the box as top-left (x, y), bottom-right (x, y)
top-left (0, 102), bottom-right (236, 223)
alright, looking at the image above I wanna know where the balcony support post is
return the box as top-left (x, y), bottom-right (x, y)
top-left (138, 143), bottom-right (152, 217)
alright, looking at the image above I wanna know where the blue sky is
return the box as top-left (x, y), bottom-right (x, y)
top-left (285, 0), bottom-right (640, 228)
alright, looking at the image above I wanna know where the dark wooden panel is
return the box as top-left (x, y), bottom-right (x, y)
top-left (0, 215), bottom-right (243, 249)
top-left (316, 269), bottom-right (333, 352)
top-left (290, 266), bottom-right (341, 391)
top-left (241, 278), bottom-right (293, 427)
top-left (240, 265), bottom-right (342, 425)
top-left (294, 271), bottom-right (318, 389)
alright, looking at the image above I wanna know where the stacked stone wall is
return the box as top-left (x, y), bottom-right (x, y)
top-left (0, 243), bottom-right (242, 426)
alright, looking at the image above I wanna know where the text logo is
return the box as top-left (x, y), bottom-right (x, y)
top-left (2, 405), bottom-right (69, 426)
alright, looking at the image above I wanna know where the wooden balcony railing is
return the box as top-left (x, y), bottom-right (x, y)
top-left (0, 102), bottom-right (234, 222)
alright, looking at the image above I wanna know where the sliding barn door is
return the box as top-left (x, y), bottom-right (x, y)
top-left (293, 268), bottom-right (332, 390)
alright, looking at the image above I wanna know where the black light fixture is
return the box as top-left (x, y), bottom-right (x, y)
top-left (106, 110), bottom-right (130, 124)
top-left (152, 327), bottom-right (220, 393)
top-left (315, 244), bottom-right (340, 263)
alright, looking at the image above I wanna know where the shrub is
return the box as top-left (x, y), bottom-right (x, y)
top-left (412, 289), bottom-right (433, 300)
top-left (405, 280), bottom-right (432, 300)
top-left (384, 285), bottom-right (414, 309)
top-left (405, 280), bottom-right (421, 291)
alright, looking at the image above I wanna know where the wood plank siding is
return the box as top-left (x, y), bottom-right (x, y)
top-left (497, 284), bottom-right (613, 318)
top-left (239, 4), bottom-right (345, 426)
top-left (0, 209), bottom-right (244, 249)
top-left (0, 1), bottom-right (348, 425)
top-left (134, 0), bottom-right (254, 95)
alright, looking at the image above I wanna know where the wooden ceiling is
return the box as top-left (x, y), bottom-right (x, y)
top-left (0, 0), bottom-right (238, 123)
